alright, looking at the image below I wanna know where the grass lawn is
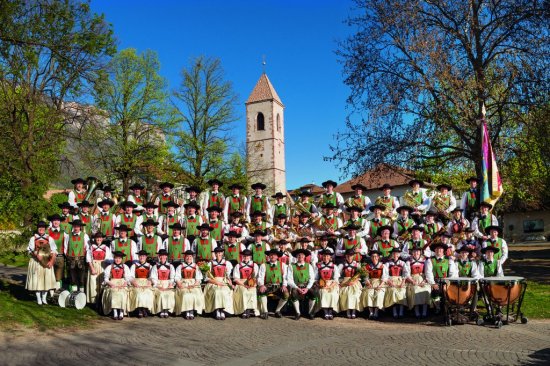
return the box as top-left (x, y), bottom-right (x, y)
top-left (521, 281), bottom-right (550, 319)
top-left (0, 251), bottom-right (28, 267)
top-left (0, 281), bottom-right (99, 331)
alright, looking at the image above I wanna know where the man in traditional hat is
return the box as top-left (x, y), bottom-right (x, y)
top-left (472, 202), bottom-right (499, 241)
top-left (94, 199), bottom-right (116, 238)
top-left (317, 180), bottom-right (344, 215)
top-left (111, 223), bottom-right (139, 265)
top-left (430, 184), bottom-right (456, 223)
top-left (57, 202), bottom-right (74, 233)
top-left (204, 246), bottom-right (234, 320)
top-left (127, 183), bottom-right (146, 209)
top-left (246, 182), bottom-right (272, 222)
top-left (426, 241), bottom-right (458, 313)
top-left (423, 209), bottom-right (444, 241)
top-left (207, 206), bottom-right (226, 242)
top-left (361, 250), bottom-right (388, 319)
top-left (338, 248), bottom-right (364, 319)
top-left (346, 183), bottom-right (371, 215)
top-left (250, 229), bottom-right (271, 265)
top-left (403, 225), bottom-right (430, 259)
top-left (68, 177), bottom-right (87, 209)
top-left (26, 221), bottom-right (57, 305)
top-left (405, 245), bottom-right (431, 318)
top-left (257, 249), bottom-right (289, 319)
top-left (63, 219), bottom-right (90, 292)
top-left (312, 234), bottom-right (334, 265)
top-left (163, 223), bottom-right (190, 266)
top-left (315, 203), bottom-right (343, 237)
top-left (225, 211), bottom-right (249, 241)
top-left (223, 183), bottom-right (247, 223)
top-left (366, 204), bottom-right (390, 245)
top-left (128, 250), bottom-right (154, 318)
top-left (446, 207), bottom-right (470, 245)
top-left (344, 206), bottom-right (369, 238)
top-left (76, 200), bottom-right (94, 235)
top-left (478, 246), bottom-right (504, 277)
top-left (174, 250), bottom-right (204, 319)
top-left (202, 179), bottom-right (225, 217)
top-left (401, 179), bottom-right (429, 214)
top-left (141, 202), bottom-right (160, 225)
top-left (184, 186), bottom-right (202, 212)
top-left (192, 223), bottom-right (217, 263)
top-left (372, 225), bottom-right (399, 258)
top-left (150, 249), bottom-right (176, 318)
top-left (158, 201), bottom-right (181, 237)
top-left (461, 177), bottom-right (480, 221)
top-left (457, 227), bottom-right (481, 260)
top-left (336, 224), bottom-right (368, 264)
top-left (375, 183), bottom-right (400, 219)
top-left (96, 185), bottom-right (117, 214)
top-left (482, 226), bottom-right (508, 264)
top-left (86, 232), bottom-right (112, 305)
top-left (393, 205), bottom-right (415, 242)
top-left (47, 213), bottom-right (67, 289)
top-left (182, 201), bottom-right (203, 242)
top-left (115, 201), bottom-right (143, 239)
top-left (294, 211), bottom-right (315, 241)
top-left (102, 251), bottom-right (131, 320)
top-left (271, 213), bottom-right (296, 243)
top-left (232, 249), bottom-right (260, 318)
top-left (292, 191), bottom-right (319, 218)
top-left (155, 181), bottom-right (177, 216)
top-left (271, 192), bottom-right (289, 225)
top-left (224, 231), bottom-right (241, 265)
top-left (287, 248), bottom-right (316, 320)
top-left (246, 211), bottom-right (272, 242)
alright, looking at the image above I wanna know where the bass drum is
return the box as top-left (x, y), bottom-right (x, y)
top-left (65, 291), bottom-right (87, 310)
top-left (48, 289), bottom-right (70, 308)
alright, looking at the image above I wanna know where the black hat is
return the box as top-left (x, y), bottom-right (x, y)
top-left (369, 204), bottom-right (386, 212)
top-left (251, 211), bottom-right (266, 217)
top-left (143, 202), bottom-right (159, 209)
top-left (163, 201), bottom-right (180, 209)
top-left (408, 179), bottom-right (424, 187)
top-left (102, 185), bottom-right (114, 192)
top-left (207, 179), bottom-right (223, 187)
top-left (58, 202), bottom-right (72, 210)
top-left (213, 246), bottom-right (225, 253)
top-left (346, 206), bottom-right (362, 212)
top-left (228, 183), bottom-right (243, 190)
top-left (129, 183), bottom-right (145, 190)
top-left (344, 224), bottom-right (361, 231)
top-left (69, 219), bottom-right (83, 227)
top-left (226, 231), bottom-right (241, 238)
top-left (299, 211), bottom-right (311, 217)
top-left (379, 183), bottom-right (393, 190)
top-left (317, 234), bottom-right (331, 241)
top-left (424, 209), bottom-right (438, 217)
top-left (113, 251), bottom-right (125, 258)
top-left (206, 206), bottom-right (222, 213)
top-left (292, 249), bottom-right (311, 257)
top-left (159, 182), bottom-right (175, 189)
top-left (457, 246), bottom-right (473, 253)
top-left (48, 213), bottom-right (63, 222)
top-left (115, 224), bottom-right (129, 232)
top-left (251, 182), bottom-right (267, 190)
top-left (321, 180), bottom-right (338, 188)
top-left (252, 229), bottom-right (266, 236)
top-left (230, 211), bottom-right (243, 217)
top-left (92, 232), bottom-right (104, 239)
top-left (271, 192), bottom-right (285, 199)
top-left (276, 213), bottom-right (287, 219)
top-left (77, 200), bottom-right (93, 208)
top-left (436, 184), bottom-right (452, 191)
top-left (351, 183), bottom-right (367, 191)
top-left (440, 232), bottom-right (452, 238)
top-left (451, 207), bottom-right (463, 213)
top-left (321, 202), bottom-right (337, 209)
top-left (36, 221), bottom-right (48, 228)
top-left (266, 249), bottom-right (283, 257)
top-left (390, 247), bottom-right (402, 254)
top-left (410, 245), bottom-right (423, 252)
top-left (185, 186), bottom-right (202, 193)
top-left (430, 242), bottom-right (448, 251)
top-left (299, 191), bottom-right (313, 197)
top-left (485, 226), bottom-right (502, 235)
top-left (465, 177), bottom-right (479, 184)
top-left (157, 249), bottom-right (168, 256)
top-left (464, 227), bottom-right (475, 233)
top-left (120, 201), bottom-right (137, 209)
top-left (99, 199), bottom-right (115, 207)
top-left (71, 177), bottom-right (86, 185)
top-left (369, 250), bottom-right (382, 256)
top-left (169, 223), bottom-right (184, 231)
top-left (410, 225), bottom-right (424, 232)
top-left (197, 223), bottom-right (212, 231)
top-left (184, 202), bottom-right (200, 210)
top-left (183, 250), bottom-right (195, 256)
top-left (274, 238), bottom-right (289, 245)
top-left (378, 225), bottom-right (393, 234)
top-left (480, 202), bottom-right (493, 209)
top-left (137, 249), bottom-right (148, 256)
top-left (397, 205), bottom-right (413, 214)
top-left (481, 246), bottom-right (500, 254)
top-left (318, 249), bottom-right (333, 256)
top-left (241, 249), bottom-right (253, 256)
top-left (344, 248), bottom-right (357, 256)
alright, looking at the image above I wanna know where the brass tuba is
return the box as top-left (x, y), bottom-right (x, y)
top-left (84, 176), bottom-right (102, 202)
top-left (374, 196), bottom-right (398, 222)
top-left (431, 193), bottom-right (451, 221)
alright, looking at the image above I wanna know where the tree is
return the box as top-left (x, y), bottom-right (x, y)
top-left (0, 0), bottom-right (115, 224)
top-left (329, 0), bottom-right (549, 181)
top-left (173, 56), bottom-right (239, 188)
top-left (79, 48), bottom-right (177, 194)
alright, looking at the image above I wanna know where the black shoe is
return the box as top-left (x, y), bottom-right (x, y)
top-left (261, 313), bottom-right (268, 320)
top-left (308, 314), bottom-right (315, 320)
top-left (294, 313), bottom-right (301, 321)
top-left (274, 311), bottom-right (282, 318)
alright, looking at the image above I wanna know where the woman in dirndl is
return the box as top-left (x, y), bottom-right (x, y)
top-left (406, 245), bottom-right (431, 318)
top-left (128, 250), bottom-right (154, 318)
top-left (204, 247), bottom-right (234, 320)
top-left (361, 250), bottom-right (388, 319)
top-left (338, 249), bottom-right (364, 319)
top-left (316, 249), bottom-right (340, 320)
top-left (26, 221), bottom-right (57, 305)
top-left (150, 249), bottom-right (176, 318)
top-left (383, 247), bottom-right (410, 318)
top-left (86, 232), bottom-right (112, 304)
top-left (232, 249), bottom-right (259, 318)
top-left (102, 251), bottom-right (131, 320)
top-left (174, 250), bottom-right (204, 319)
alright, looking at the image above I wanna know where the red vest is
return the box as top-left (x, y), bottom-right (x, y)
top-left (366, 263), bottom-right (383, 279)
top-left (212, 261), bottom-right (227, 277)
top-left (317, 263), bottom-right (335, 280)
top-left (342, 262), bottom-right (357, 277)
top-left (111, 265), bottom-right (125, 279)
top-left (388, 262), bottom-right (404, 277)
top-left (135, 264), bottom-right (151, 279)
top-left (91, 245), bottom-right (107, 260)
top-left (181, 263), bottom-right (196, 279)
top-left (239, 263), bottom-right (254, 278)
top-left (156, 264), bottom-right (171, 280)
top-left (410, 260), bottom-right (425, 275)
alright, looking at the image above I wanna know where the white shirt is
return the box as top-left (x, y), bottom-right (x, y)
top-left (103, 263), bottom-right (131, 284)
top-left (86, 243), bottom-right (113, 263)
top-left (174, 262), bottom-right (204, 282)
top-left (27, 234), bottom-right (57, 254)
top-left (150, 262), bottom-right (176, 286)
top-left (286, 262), bottom-right (315, 289)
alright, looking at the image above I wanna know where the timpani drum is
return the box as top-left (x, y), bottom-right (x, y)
top-left (479, 276), bottom-right (527, 327)
top-left (65, 291), bottom-right (87, 310)
top-left (440, 277), bottom-right (478, 326)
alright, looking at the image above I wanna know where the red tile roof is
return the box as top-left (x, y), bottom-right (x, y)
top-left (246, 73), bottom-right (283, 106)
top-left (334, 164), bottom-right (418, 194)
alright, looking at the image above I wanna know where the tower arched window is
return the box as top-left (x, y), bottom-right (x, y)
top-left (276, 114), bottom-right (281, 132)
top-left (257, 112), bottom-right (265, 131)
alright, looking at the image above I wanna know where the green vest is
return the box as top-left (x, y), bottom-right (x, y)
top-left (79, 213), bottom-right (93, 234)
top-left (292, 263), bottom-right (310, 286)
top-left (321, 193), bottom-right (337, 206)
top-left (209, 220), bottom-right (223, 241)
top-left (113, 238), bottom-right (132, 260)
top-left (99, 213), bottom-right (115, 236)
top-left (467, 191), bottom-right (478, 209)
top-left (424, 222), bottom-right (440, 238)
top-left (67, 234), bottom-right (85, 257)
top-left (185, 216), bottom-right (200, 236)
top-left (378, 196), bottom-right (394, 211)
top-left (228, 195), bottom-right (245, 215)
top-left (250, 195), bottom-right (268, 214)
top-left (346, 217), bottom-right (364, 228)
top-left (431, 257), bottom-right (450, 279)
top-left (159, 195), bottom-right (173, 214)
top-left (274, 203), bottom-right (287, 217)
top-left (378, 239), bottom-right (395, 257)
top-left (479, 216), bottom-right (492, 234)
top-left (163, 214), bottom-right (179, 237)
top-left (196, 237), bottom-right (213, 261)
top-left (408, 239), bottom-right (426, 251)
top-left (265, 261), bottom-right (283, 285)
top-left (225, 243), bottom-right (239, 262)
top-left (397, 218), bottom-right (415, 235)
top-left (322, 216), bottom-right (339, 230)
top-left (483, 259), bottom-right (499, 277)
top-left (487, 238), bottom-right (503, 261)
top-left (168, 236), bottom-right (185, 261)
top-left (60, 216), bottom-right (71, 234)
top-left (253, 242), bottom-right (267, 264)
top-left (142, 235), bottom-right (159, 257)
top-left (48, 229), bottom-right (65, 253)
top-left (457, 260), bottom-right (473, 277)
top-left (208, 193), bottom-right (223, 209)
top-left (407, 190), bottom-right (423, 206)
top-left (72, 190), bottom-right (86, 204)
top-left (369, 218), bottom-right (389, 237)
top-left (120, 214), bottom-right (138, 235)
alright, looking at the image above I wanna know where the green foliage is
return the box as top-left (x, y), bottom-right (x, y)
top-left (522, 281), bottom-right (550, 319)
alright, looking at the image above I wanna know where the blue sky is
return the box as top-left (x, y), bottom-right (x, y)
top-left (90, 0), bottom-right (356, 189)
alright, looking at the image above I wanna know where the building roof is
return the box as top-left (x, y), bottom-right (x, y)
top-left (246, 73), bottom-right (283, 106)
top-left (334, 164), bottom-right (421, 194)
top-left (288, 184), bottom-right (325, 196)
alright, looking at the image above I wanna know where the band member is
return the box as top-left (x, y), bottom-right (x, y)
top-left (361, 250), bottom-right (387, 319)
top-left (461, 177), bottom-right (480, 221)
top-left (58, 202), bottom-right (73, 233)
top-left (456, 228), bottom-right (481, 260)
top-left (271, 192), bottom-right (289, 224)
top-left (292, 191), bottom-right (319, 218)
top-left (184, 186), bottom-right (202, 211)
top-left (447, 207), bottom-right (470, 245)
top-left (224, 231), bottom-right (241, 265)
top-left (163, 223), bottom-right (190, 265)
top-left (293, 212), bottom-right (315, 243)
top-left (313, 234), bottom-right (334, 265)
top-left (346, 183), bottom-right (371, 215)
top-left (403, 225), bottom-right (430, 259)
top-left (94, 199), bottom-right (116, 238)
top-left (271, 213), bottom-right (296, 242)
top-left (63, 219), bottom-right (90, 292)
top-left (141, 202), bottom-right (160, 225)
top-left (338, 249), bottom-right (364, 319)
top-left (336, 224), bottom-right (368, 263)
top-left (223, 184), bottom-right (247, 223)
top-left (406, 245), bottom-right (432, 318)
top-left (315, 203), bottom-right (343, 237)
top-left (127, 183), bottom-right (145, 210)
top-left (174, 250), bottom-right (204, 319)
top-left (111, 224), bottom-right (138, 264)
top-left (372, 226), bottom-right (399, 258)
top-left (207, 206), bottom-right (226, 242)
top-left (128, 250), bottom-right (154, 318)
top-left (225, 211), bottom-right (248, 241)
top-left (401, 179), bottom-right (429, 215)
top-left (472, 202), bottom-right (499, 241)
top-left (274, 239), bottom-right (293, 265)
top-left (201, 179), bottom-right (223, 216)
top-left (86, 232), bottom-right (112, 304)
top-left (423, 209), bottom-right (444, 240)
top-left (77, 200), bottom-right (94, 235)
top-left (232, 249), bottom-right (260, 318)
top-left (68, 177), bottom-right (87, 209)
top-left (316, 249), bottom-right (340, 320)
top-left (384, 247), bottom-right (410, 319)
top-left (257, 249), bottom-right (289, 319)
top-left (478, 246), bottom-right (504, 277)
top-left (151, 249), bottom-right (176, 318)
top-left (96, 185), bottom-right (117, 214)
top-left (204, 247), bottom-right (234, 320)
top-left (192, 223), bottom-right (217, 263)
top-left (102, 251), bottom-right (131, 320)
top-left (375, 183), bottom-right (400, 220)
top-left (155, 181), bottom-right (177, 216)
top-left (182, 201), bottom-right (203, 242)
top-left (482, 226), bottom-right (508, 264)
top-left (344, 206), bottom-right (369, 238)
top-left (295, 237), bottom-right (315, 264)
top-left (456, 246), bottom-right (480, 278)
top-left (246, 211), bottom-right (272, 242)
top-left (47, 213), bottom-right (67, 289)
top-left (115, 201), bottom-right (143, 240)
top-left (430, 184), bottom-right (456, 223)
top-left (246, 182), bottom-right (272, 222)
top-left (250, 229), bottom-right (271, 265)
top-left (26, 221), bottom-right (57, 305)
top-left (426, 242), bottom-right (458, 313)
top-left (317, 180), bottom-right (344, 215)
top-left (287, 249), bottom-right (316, 320)
top-left (158, 201), bottom-right (181, 237)
top-left (141, 218), bottom-right (164, 261)
top-left (393, 205), bottom-right (415, 243)
top-left (366, 204), bottom-right (390, 244)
